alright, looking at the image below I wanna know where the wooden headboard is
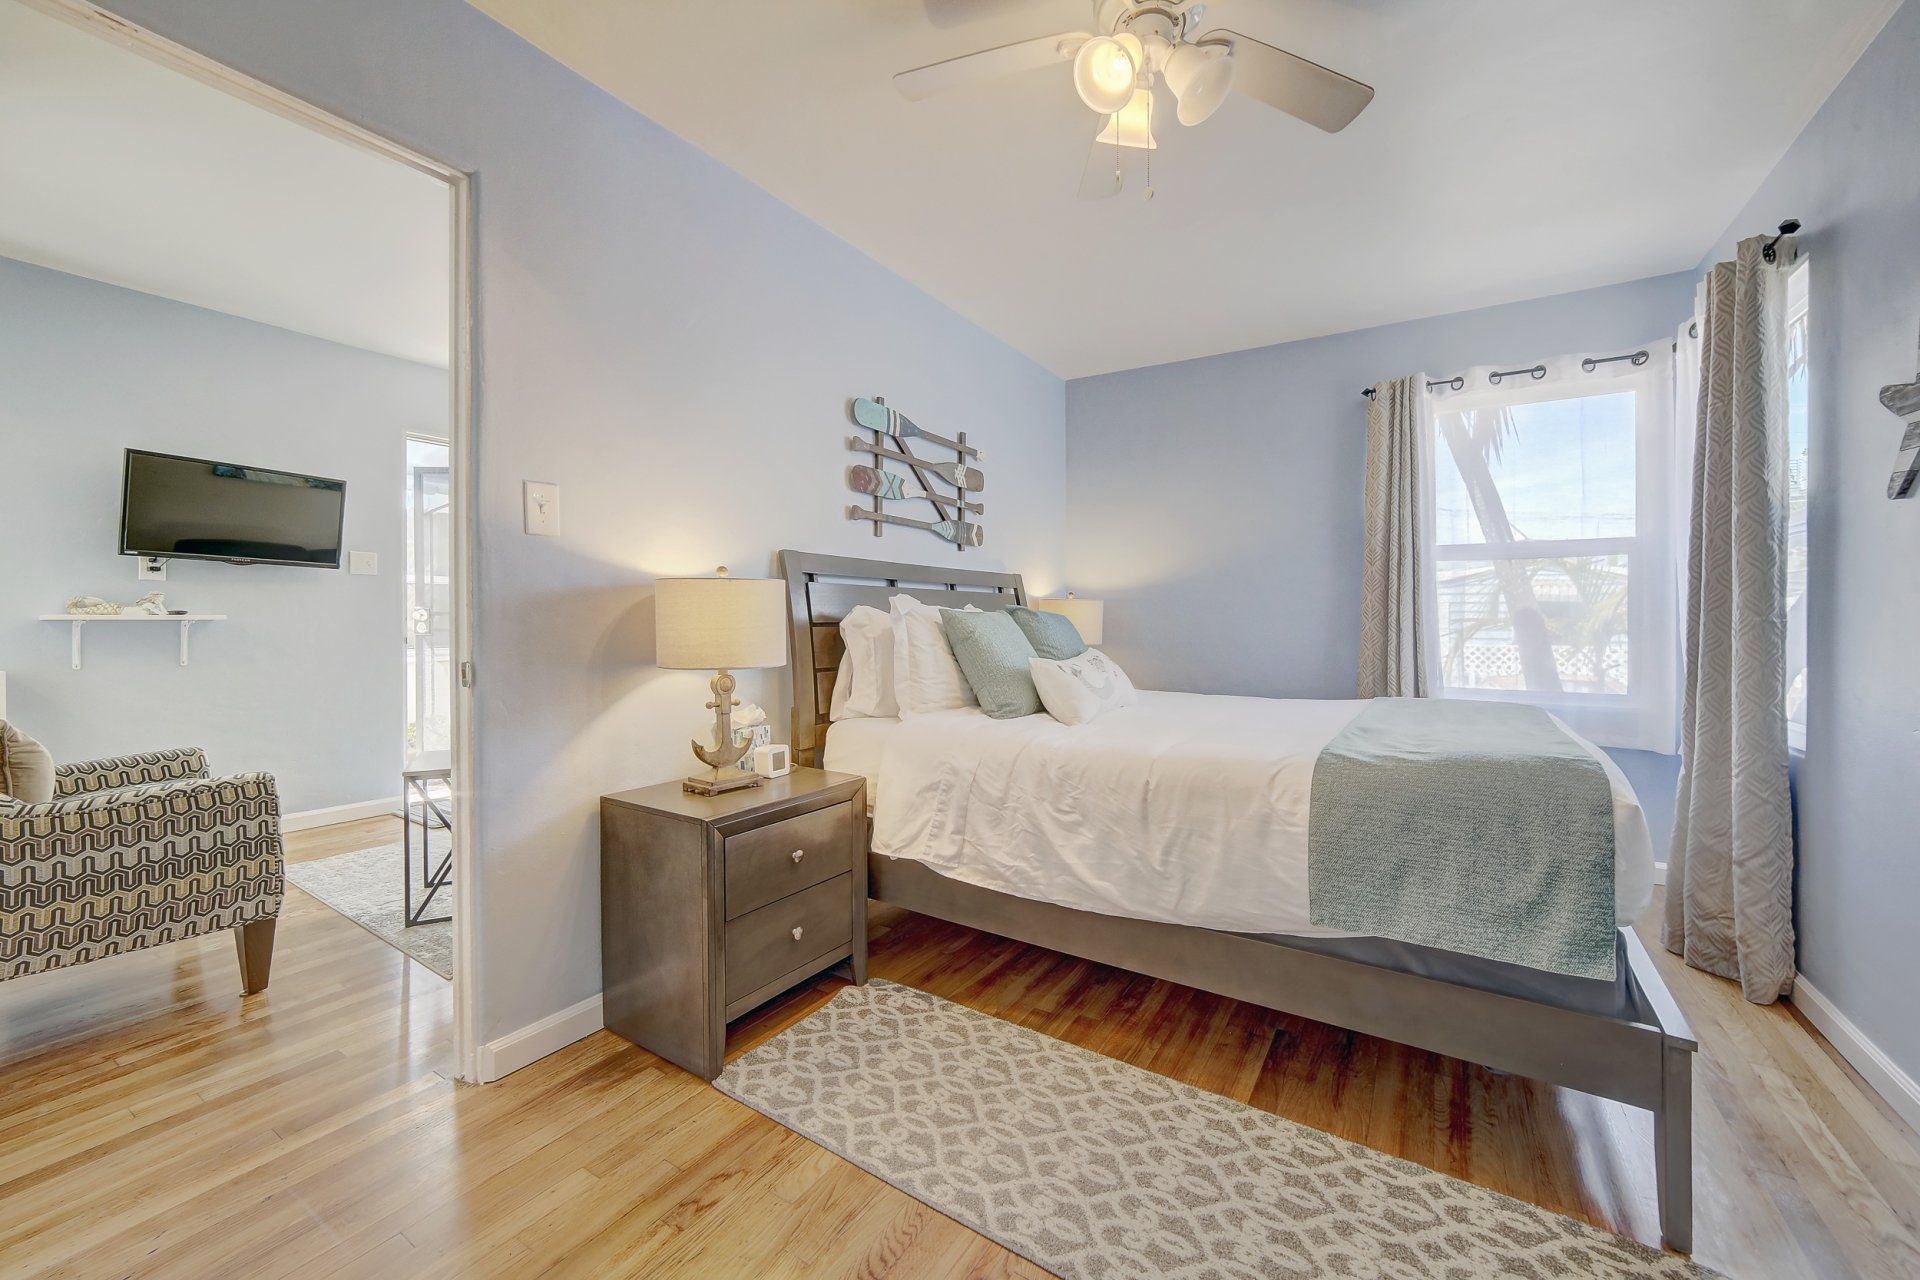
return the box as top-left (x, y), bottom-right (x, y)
top-left (779, 550), bottom-right (1027, 766)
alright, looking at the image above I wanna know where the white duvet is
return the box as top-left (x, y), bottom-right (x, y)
top-left (827, 691), bottom-right (1654, 940)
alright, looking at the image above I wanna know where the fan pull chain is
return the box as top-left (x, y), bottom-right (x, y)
top-left (1143, 142), bottom-right (1153, 201)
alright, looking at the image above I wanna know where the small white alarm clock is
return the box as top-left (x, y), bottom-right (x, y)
top-left (752, 743), bottom-right (791, 779)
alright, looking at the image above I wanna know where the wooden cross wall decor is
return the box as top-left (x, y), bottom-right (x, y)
top-left (844, 397), bottom-right (986, 549)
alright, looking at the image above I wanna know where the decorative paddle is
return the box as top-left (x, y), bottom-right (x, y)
top-left (845, 437), bottom-right (985, 491)
top-left (853, 397), bottom-right (981, 459)
top-left (847, 506), bottom-right (985, 547)
top-left (848, 464), bottom-right (984, 514)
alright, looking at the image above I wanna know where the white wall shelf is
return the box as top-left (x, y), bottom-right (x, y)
top-left (38, 614), bottom-right (226, 670)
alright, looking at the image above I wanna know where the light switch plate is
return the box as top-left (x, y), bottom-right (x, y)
top-left (524, 481), bottom-right (560, 536)
top-left (349, 550), bottom-right (378, 575)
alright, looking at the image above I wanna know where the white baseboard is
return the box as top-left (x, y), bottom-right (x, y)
top-left (1790, 974), bottom-right (1920, 1134)
top-left (476, 993), bottom-right (605, 1083)
top-left (283, 796), bottom-right (401, 832)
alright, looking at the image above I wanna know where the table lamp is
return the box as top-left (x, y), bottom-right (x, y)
top-left (655, 566), bottom-right (788, 795)
top-left (1033, 592), bottom-right (1104, 646)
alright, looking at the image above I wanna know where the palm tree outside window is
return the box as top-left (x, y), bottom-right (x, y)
top-left (1428, 349), bottom-right (1682, 753)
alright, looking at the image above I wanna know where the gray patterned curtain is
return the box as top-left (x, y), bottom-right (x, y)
top-left (1357, 375), bottom-right (1433, 698)
top-left (1665, 235), bottom-right (1796, 1003)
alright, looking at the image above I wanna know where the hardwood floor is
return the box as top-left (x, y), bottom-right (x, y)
top-left (2, 817), bottom-right (1916, 1278)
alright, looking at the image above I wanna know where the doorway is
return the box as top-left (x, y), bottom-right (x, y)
top-left (14, 0), bottom-right (480, 1079)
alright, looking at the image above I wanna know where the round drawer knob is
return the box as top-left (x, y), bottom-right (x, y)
top-left (790, 849), bottom-right (805, 864)
top-left (791, 926), bottom-right (804, 942)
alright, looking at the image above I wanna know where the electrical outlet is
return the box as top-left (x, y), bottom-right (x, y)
top-left (349, 550), bottom-right (378, 575)
top-left (138, 556), bottom-right (167, 581)
top-left (524, 481), bottom-right (560, 536)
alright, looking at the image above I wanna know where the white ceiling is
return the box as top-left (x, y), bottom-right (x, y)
top-left (469, 0), bottom-right (1897, 379)
top-left (0, 0), bottom-right (450, 367)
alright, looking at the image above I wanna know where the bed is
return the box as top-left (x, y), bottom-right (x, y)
top-left (779, 550), bottom-right (1697, 1253)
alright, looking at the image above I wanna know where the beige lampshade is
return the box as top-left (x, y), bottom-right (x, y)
top-left (655, 570), bottom-right (787, 671)
top-left (1033, 593), bottom-right (1104, 645)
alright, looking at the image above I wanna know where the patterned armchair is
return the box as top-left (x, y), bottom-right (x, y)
top-left (0, 748), bottom-right (284, 992)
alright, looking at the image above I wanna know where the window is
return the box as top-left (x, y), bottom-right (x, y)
top-left (1428, 350), bottom-right (1679, 752)
top-left (1783, 261), bottom-right (1810, 751)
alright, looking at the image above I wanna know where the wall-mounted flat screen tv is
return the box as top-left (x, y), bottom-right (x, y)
top-left (119, 448), bottom-right (347, 568)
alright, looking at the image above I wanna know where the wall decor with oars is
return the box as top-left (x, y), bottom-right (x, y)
top-left (845, 396), bottom-right (985, 549)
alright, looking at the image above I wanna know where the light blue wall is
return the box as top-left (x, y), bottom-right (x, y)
top-left (1065, 273), bottom-right (1697, 691)
top-left (0, 255), bottom-right (443, 813)
top-left (99, 0), bottom-right (1068, 1046)
top-left (1696, 0), bottom-right (1920, 1082)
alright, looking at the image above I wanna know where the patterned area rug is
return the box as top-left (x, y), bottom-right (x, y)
top-left (717, 981), bottom-right (1718, 1280)
top-left (285, 839), bottom-right (452, 979)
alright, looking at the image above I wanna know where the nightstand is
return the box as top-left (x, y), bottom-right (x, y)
top-left (600, 767), bottom-right (867, 1080)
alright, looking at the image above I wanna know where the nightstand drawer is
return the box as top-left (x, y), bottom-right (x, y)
top-left (724, 800), bottom-right (853, 920)
top-left (723, 873), bottom-right (852, 1004)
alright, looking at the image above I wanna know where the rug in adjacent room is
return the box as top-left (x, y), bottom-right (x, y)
top-left (285, 838), bottom-right (452, 979)
top-left (716, 980), bottom-right (1718, 1280)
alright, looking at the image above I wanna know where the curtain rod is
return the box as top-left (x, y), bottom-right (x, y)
top-left (1362, 216), bottom-right (1805, 401)
top-left (1762, 218), bottom-right (1801, 264)
top-left (1359, 349), bottom-right (1647, 401)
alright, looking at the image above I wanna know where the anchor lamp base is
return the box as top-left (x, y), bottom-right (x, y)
top-left (683, 669), bottom-right (765, 795)
top-left (683, 765), bottom-right (763, 796)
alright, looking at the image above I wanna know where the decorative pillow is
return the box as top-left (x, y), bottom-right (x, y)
top-left (833, 605), bottom-right (897, 719)
top-left (941, 609), bottom-right (1040, 719)
top-left (0, 720), bottom-right (56, 804)
top-left (1029, 649), bottom-right (1138, 726)
top-left (889, 594), bottom-right (979, 717)
top-left (1008, 606), bottom-right (1088, 660)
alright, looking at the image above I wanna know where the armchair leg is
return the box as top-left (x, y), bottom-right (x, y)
top-left (234, 919), bottom-right (276, 995)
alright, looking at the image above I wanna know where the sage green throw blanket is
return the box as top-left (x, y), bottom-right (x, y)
top-left (1308, 699), bottom-right (1618, 980)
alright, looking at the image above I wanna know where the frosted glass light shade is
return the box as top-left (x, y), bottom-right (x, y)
top-left (1093, 87), bottom-right (1156, 150)
top-left (1164, 43), bottom-right (1234, 125)
top-left (1073, 33), bottom-right (1141, 114)
top-left (1034, 594), bottom-right (1104, 645)
top-left (655, 572), bottom-right (787, 670)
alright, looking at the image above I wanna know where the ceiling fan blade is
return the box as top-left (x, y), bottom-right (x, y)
top-left (894, 31), bottom-right (1090, 101)
top-left (1202, 30), bottom-right (1373, 132)
top-left (1076, 136), bottom-right (1138, 201)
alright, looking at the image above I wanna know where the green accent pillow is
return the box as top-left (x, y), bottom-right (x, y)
top-left (940, 609), bottom-right (1041, 719)
top-left (1008, 606), bottom-right (1088, 660)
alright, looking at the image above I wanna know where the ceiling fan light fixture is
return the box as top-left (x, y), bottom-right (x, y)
top-left (1093, 86), bottom-right (1156, 150)
top-left (1165, 41), bottom-right (1235, 126)
top-left (1073, 32), bottom-right (1143, 114)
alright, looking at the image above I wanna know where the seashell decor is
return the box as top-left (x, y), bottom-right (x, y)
top-left (63, 592), bottom-right (170, 616)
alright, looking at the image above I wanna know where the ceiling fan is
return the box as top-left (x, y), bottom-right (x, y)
top-left (893, 0), bottom-right (1374, 199)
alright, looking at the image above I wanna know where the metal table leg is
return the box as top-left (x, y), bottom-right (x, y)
top-left (403, 770), bottom-right (453, 927)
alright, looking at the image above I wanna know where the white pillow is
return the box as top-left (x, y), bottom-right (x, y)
top-left (829, 651), bottom-right (854, 721)
top-left (832, 605), bottom-right (897, 719)
top-left (1030, 648), bottom-right (1137, 725)
top-left (889, 594), bottom-right (979, 718)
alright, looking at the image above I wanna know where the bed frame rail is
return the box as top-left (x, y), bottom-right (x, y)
top-left (871, 853), bottom-right (1696, 1253)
